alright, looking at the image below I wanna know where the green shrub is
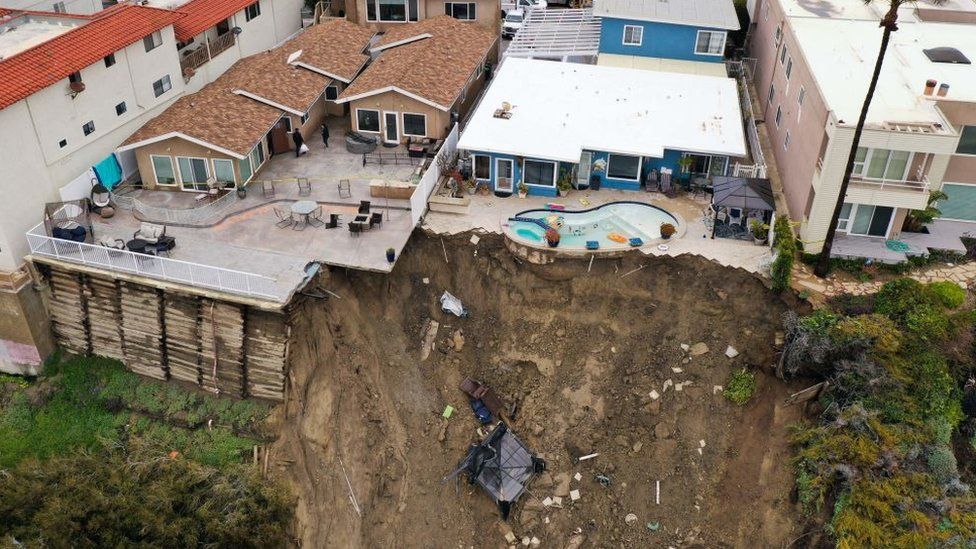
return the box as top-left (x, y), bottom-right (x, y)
top-left (925, 446), bottom-right (958, 485)
top-left (831, 314), bottom-right (902, 356)
top-left (928, 281), bottom-right (966, 309)
top-left (904, 303), bottom-right (951, 341)
top-left (724, 369), bottom-right (756, 405)
top-left (770, 216), bottom-right (796, 292)
top-left (874, 278), bottom-right (933, 320)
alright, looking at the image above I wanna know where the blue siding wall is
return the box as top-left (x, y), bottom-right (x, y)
top-left (598, 18), bottom-right (726, 63)
top-left (470, 152), bottom-right (559, 197)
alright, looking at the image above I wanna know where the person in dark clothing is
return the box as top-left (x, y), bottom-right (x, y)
top-left (321, 124), bottom-right (330, 148)
top-left (292, 130), bottom-right (304, 157)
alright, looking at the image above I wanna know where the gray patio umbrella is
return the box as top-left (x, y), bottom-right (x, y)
top-left (711, 176), bottom-right (775, 239)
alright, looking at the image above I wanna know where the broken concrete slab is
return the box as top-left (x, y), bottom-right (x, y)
top-left (689, 342), bottom-right (709, 356)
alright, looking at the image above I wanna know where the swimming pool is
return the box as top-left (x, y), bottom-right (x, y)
top-left (504, 201), bottom-right (680, 250)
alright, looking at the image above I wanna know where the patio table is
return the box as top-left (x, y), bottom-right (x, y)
top-left (291, 200), bottom-right (317, 219)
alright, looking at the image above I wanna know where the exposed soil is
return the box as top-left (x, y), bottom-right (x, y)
top-left (270, 231), bottom-right (808, 548)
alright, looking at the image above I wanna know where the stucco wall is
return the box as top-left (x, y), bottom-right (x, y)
top-left (133, 137), bottom-right (244, 190)
top-left (598, 18), bottom-right (727, 63)
top-left (346, 0), bottom-right (499, 31)
top-left (349, 91), bottom-right (452, 141)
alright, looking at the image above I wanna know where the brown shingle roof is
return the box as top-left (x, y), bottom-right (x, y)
top-left (285, 18), bottom-right (374, 82)
top-left (230, 49), bottom-right (329, 113)
top-left (339, 16), bottom-right (496, 109)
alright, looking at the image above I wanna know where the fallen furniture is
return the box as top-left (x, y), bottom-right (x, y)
top-left (459, 377), bottom-right (506, 417)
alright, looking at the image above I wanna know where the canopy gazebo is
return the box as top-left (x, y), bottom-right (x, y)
top-left (710, 176), bottom-right (775, 240)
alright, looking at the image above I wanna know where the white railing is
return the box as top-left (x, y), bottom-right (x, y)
top-left (731, 58), bottom-right (768, 179)
top-left (112, 188), bottom-right (239, 227)
top-left (26, 223), bottom-right (281, 301)
top-left (849, 175), bottom-right (930, 193)
top-left (410, 124), bottom-right (459, 227)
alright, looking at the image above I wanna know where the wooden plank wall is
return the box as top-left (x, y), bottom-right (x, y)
top-left (42, 265), bottom-right (289, 401)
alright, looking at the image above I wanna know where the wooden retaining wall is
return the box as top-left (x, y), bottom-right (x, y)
top-left (44, 265), bottom-right (289, 401)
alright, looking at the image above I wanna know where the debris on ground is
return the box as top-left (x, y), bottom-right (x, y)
top-left (725, 345), bottom-right (740, 358)
top-left (420, 319), bottom-right (439, 360)
top-left (459, 377), bottom-right (506, 416)
top-left (440, 291), bottom-right (469, 317)
top-left (689, 342), bottom-right (709, 356)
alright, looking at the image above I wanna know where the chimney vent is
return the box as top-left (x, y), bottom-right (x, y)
top-left (924, 79), bottom-right (937, 95)
top-left (937, 83), bottom-right (949, 97)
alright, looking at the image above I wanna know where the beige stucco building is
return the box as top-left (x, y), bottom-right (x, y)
top-left (335, 0), bottom-right (499, 32)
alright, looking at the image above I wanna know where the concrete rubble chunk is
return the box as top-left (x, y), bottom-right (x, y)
top-left (689, 342), bottom-right (709, 356)
top-left (663, 379), bottom-right (673, 392)
top-left (530, 537), bottom-right (541, 547)
top-left (649, 389), bottom-right (660, 400)
top-left (713, 385), bottom-right (723, 395)
top-left (573, 472), bottom-right (582, 482)
top-left (625, 513), bottom-right (638, 525)
top-left (725, 345), bottom-right (739, 358)
top-left (671, 367), bottom-right (683, 373)
top-left (569, 489), bottom-right (581, 501)
top-left (680, 343), bottom-right (690, 352)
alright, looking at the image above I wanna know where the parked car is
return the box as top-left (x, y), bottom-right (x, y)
top-left (501, 0), bottom-right (545, 17)
top-left (502, 9), bottom-right (525, 39)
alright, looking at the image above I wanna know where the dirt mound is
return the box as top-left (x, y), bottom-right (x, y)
top-left (272, 231), bottom-right (805, 548)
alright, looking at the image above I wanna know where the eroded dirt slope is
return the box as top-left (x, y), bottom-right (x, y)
top-left (272, 232), bottom-right (805, 548)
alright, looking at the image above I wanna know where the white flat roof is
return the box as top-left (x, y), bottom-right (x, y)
top-left (458, 58), bottom-right (747, 163)
top-left (593, 0), bottom-right (740, 30)
top-left (791, 17), bottom-right (976, 127)
top-left (0, 18), bottom-right (78, 60)
top-left (777, 0), bottom-right (974, 20)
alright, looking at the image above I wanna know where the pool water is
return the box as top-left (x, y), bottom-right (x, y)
top-left (507, 202), bottom-right (678, 250)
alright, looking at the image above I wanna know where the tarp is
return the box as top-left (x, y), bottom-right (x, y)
top-left (92, 153), bottom-right (123, 190)
top-left (712, 176), bottom-right (775, 211)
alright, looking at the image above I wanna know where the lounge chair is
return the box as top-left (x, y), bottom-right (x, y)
top-left (273, 207), bottom-right (293, 228)
top-left (134, 222), bottom-right (166, 244)
top-left (338, 179), bottom-right (351, 198)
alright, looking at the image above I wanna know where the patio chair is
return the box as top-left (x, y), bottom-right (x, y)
top-left (348, 221), bottom-right (363, 236)
top-left (133, 222), bottom-right (166, 244)
top-left (308, 206), bottom-right (324, 228)
top-left (297, 177), bottom-right (311, 197)
top-left (729, 208), bottom-right (744, 230)
top-left (291, 214), bottom-right (307, 232)
top-left (98, 236), bottom-right (125, 249)
top-left (262, 180), bottom-right (276, 199)
top-left (273, 207), bottom-right (294, 228)
top-left (370, 212), bottom-right (382, 228)
top-left (325, 213), bottom-right (340, 229)
top-left (358, 200), bottom-right (370, 214)
top-left (338, 179), bottom-right (351, 199)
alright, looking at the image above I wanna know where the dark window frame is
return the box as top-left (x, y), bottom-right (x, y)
top-left (115, 101), bottom-right (127, 116)
top-left (245, 1), bottom-right (261, 21)
top-left (82, 121), bottom-right (95, 136)
top-left (356, 109), bottom-right (380, 132)
top-left (402, 113), bottom-right (426, 137)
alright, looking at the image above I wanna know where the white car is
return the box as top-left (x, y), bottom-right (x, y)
top-left (501, 0), bottom-right (545, 17)
top-left (502, 9), bottom-right (525, 39)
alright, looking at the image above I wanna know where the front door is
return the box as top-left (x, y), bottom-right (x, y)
top-left (496, 158), bottom-right (514, 192)
top-left (269, 119), bottom-right (290, 155)
top-left (383, 112), bottom-right (399, 144)
top-left (577, 152), bottom-right (592, 189)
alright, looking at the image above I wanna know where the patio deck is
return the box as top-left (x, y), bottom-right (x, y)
top-left (423, 189), bottom-right (773, 273)
top-left (830, 219), bottom-right (974, 264)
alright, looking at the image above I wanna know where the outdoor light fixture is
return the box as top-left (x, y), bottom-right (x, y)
top-left (232, 26), bottom-right (243, 35)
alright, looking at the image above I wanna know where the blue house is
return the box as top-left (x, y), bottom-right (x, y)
top-left (593, 0), bottom-right (740, 76)
top-left (457, 58), bottom-right (747, 197)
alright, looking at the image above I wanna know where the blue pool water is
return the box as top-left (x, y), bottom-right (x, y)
top-left (507, 202), bottom-right (678, 250)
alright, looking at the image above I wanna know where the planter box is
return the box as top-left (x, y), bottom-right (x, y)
top-left (429, 194), bottom-right (470, 214)
top-left (369, 180), bottom-right (415, 199)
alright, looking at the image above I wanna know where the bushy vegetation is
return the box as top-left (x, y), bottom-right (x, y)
top-left (0, 356), bottom-right (291, 546)
top-left (770, 216), bottom-right (796, 292)
top-left (724, 369), bottom-right (756, 405)
top-left (784, 278), bottom-right (976, 547)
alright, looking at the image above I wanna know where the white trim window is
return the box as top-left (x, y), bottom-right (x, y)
top-left (622, 25), bottom-right (643, 46)
top-left (473, 155), bottom-right (491, 181)
top-left (606, 153), bottom-right (641, 181)
top-left (212, 158), bottom-right (236, 185)
top-left (496, 157), bottom-right (514, 192)
top-left (785, 56), bottom-right (793, 80)
top-left (325, 85), bottom-right (340, 101)
top-left (280, 116), bottom-right (293, 133)
top-left (695, 30), bottom-right (726, 56)
top-left (151, 155), bottom-right (177, 185)
top-left (366, 0), bottom-right (418, 22)
top-left (402, 113), bottom-right (427, 137)
top-left (239, 155), bottom-right (253, 183)
top-left (176, 156), bottom-right (210, 191)
top-left (841, 203), bottom-right (895, 238)
top-left (445, 2), bottom-right (476, 20)
top-left (522, 159), bottom-right (557, 187)
top-left (774, 105), bottom-right (782, 127)
top-left (143, 31), bottom-right (162, 52)
top-left (356, 108), bottom-right (381, 132)
top-left (249, 142), bottom-right (266, 173)
top-left (852, 148), bottom-right (912, 181)
top-left (152, 75), bottom-right (172, 98)
top-left (245, 1), bottom-right (261, 21)
top-left (82, 120), bottom-right (95, 136)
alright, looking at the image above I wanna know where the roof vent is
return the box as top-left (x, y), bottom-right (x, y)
top-left (493, 102), bottom-right (513, 119)
top-left (923, 47), bottom-right (971, 65)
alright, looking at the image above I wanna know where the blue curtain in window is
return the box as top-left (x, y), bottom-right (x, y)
top-left (92, 154), bottom-right (122, 190)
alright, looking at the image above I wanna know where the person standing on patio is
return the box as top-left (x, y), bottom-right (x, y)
top-left (292, 130), bottom-right (305, 157)
top-left (320, 124), bottom-right (330, 148)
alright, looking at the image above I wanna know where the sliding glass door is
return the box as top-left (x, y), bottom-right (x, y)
top-left (847, 204), bottom-right (894, 237)
top-left (177, 157), bottom-right (210, 191)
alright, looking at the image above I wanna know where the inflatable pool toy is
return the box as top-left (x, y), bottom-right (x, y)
top-left (628, 237), bottom-right (644, 247)
top-left (657, 244), bottom-right (669, 252)
top-left (578, 198), bottom-right (591, 207)
top-left (545, 215), bottom-right (565, 229)
top-left (586, 240), bottom-right (600, 250)
top-left (547, 203), bottom-right (566, 210)
top-left (608, 233), bottom-right (628, 243)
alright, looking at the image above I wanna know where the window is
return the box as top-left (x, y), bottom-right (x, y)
top-left (68, 71), bottom-right (82, 84)
top-left (402, 113), bottom-right (426, 137)
top-left (115, 101), bottom-right (127, 116)
top-left (849, 204), bottom-right (894, 237)
top-left (325, 85), bottom-right (339, 101)
top-left (52, 1), bottom-right (65, 12)
top-left (104, 53), bottom-right (116, 68)
top-left (767, 83), bottom-right (775, 104)
top-left (300, 113), bottom-right (309, 125)
top-left (785, 56), bottom-right (793, 80)
top-left (837, 203), bottom-right (853, 232)
top-left (473, 155), bottom-right (490, 180)
top-left (249, 143), bottom-right (265, 173)
top-left (152, 75), bottom-right (171, 98)
top-left (622, 25), bottom-right (643, 46)
top-left (245, 1), bottom-right (261, 21)
top-left (239, 156), bottom-right (253, 183)
top-left (367, 0), bottom-right (410, 22)
top-left (522, 159), bottom-right (556, 187)
top-left (58, 139), bottom-right (67, 148)
top-left (853, 148), bottom-right (912, 180)
top-left (695, 30), bottom-right (725, 56)
top-left (774, 105), bottom-right (782, 127)
top-left (784, 130), bottom-right (791, 150)
top-left (780, 43), bottom-right (788, 65)
top-left (607, 154), bottom-right (641, 180)
top-left (213, 158), bottom-right (236, 185)
top-left (177, 157), bottom-right (210, 190)
top-left (957, 126), bottom-right (976, 155)
top-left (773, 25), bottom-right (781, 44)
top-left (280, 116), bottom-right (293, 133)
top-left (445, 2), bottom-right (476, 20)
top-left (797, 86), bottom-right (805, 121)
top-left (144, 31), bottom-right (162, 52)
top-left (151, 155), bottom-right (176, 185)
top-left (357, 109), bottom-right (380, 132)
top-left (82, 121), bottom-right (95, 136)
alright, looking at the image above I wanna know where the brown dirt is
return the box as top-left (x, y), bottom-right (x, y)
top-left (270, 231), bottom-right (807, 548)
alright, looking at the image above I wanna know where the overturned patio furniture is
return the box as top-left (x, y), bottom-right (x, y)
top-left (444, 422), bottom-right (545, 519)
top-left (459, 377), bottom-right (506, 417)
top-left (345, 132), bottom-right (378, 154)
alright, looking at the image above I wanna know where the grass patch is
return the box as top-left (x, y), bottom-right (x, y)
top-left (724, 369), bottom-right (756, 406)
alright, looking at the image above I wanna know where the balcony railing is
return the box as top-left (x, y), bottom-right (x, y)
top-left (26, 223), bottom-right (280, 301)
top-left (179, 32), bottom-right (237, 75)
top-left (849, 175), bottom-right (930, 193)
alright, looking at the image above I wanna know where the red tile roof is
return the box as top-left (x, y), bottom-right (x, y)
top-left (0, 4), bottom-right (184, 110)
top-left (173, 0), bottom-right (255, 42)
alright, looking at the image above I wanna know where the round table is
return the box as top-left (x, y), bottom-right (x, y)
top-left (291, 200), bottom-right (317, 216)
top-left (126, 238), bottom-right (149, 254)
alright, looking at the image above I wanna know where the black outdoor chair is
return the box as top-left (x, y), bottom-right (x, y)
top-left (326, 213), bottom-right (340, 229)
top-left (358, 200), bottom-right (370, 214)
top-left (370, 212), bottom-right (382, 228)
top-left (348, 222), bottom-right (363, 236)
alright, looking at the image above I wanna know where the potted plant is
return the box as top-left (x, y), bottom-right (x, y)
top-left (477, 181), bottom-right (491, 196)
top-left (660, 222), bottom-right (676, 240)
top-left (236, 185), bottom-right (247, 199)
top-left (545, 228), bottom-right (560, 248)
top-left (386, 247), bottom-right (396, 263)
top-left (517, 181), bottom-right (528, 199)
top-left (557, 173), bottom-right (572, 197)
top-left (464, 179), bottom-right (477, 195)
top-left (677, 156), bottom-right (695, 188)
top-left (749, 219), bottom-right (769, 245)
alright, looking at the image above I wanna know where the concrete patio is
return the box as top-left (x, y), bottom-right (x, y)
top-left (831, 219), bottom-right (974, 264)
top-left (423, 189), bottom-right (774, 273)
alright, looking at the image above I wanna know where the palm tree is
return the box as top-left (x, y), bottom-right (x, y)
top-left (814, 0), bottom-right (944, 277)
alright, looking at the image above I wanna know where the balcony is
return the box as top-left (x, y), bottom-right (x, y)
top-left (849, 174), bottom-right (930, 193)
top-left (179, 32), bottom-right (236, 75)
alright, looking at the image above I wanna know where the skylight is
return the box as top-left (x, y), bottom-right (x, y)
top-left (924, 47), bottom-right (971, 65)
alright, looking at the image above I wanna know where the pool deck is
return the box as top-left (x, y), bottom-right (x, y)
top-left (423, 189), bottom-right (773, 274)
